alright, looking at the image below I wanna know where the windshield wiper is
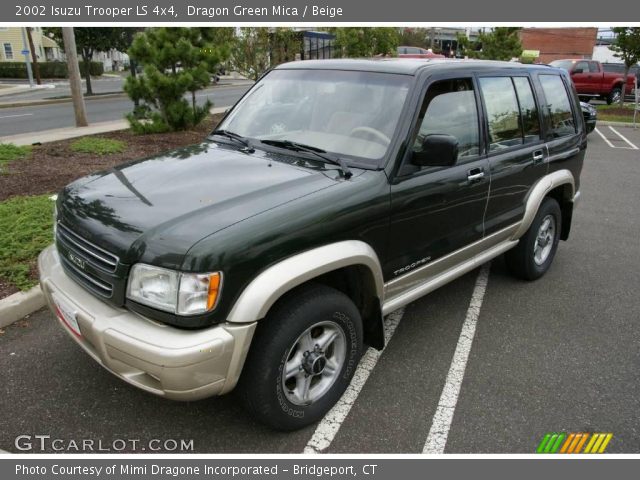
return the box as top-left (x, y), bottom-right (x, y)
top-left (259, 139), bottom-right (353, 179)
top-left (211, 129), bottom-right (255, 153)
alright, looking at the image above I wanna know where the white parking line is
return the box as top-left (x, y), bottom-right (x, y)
top-left (594, 127), bottom-right (616, 148)
top-left (0, 113), bottom-right (33, 120)
top-left (608, 126), bottom-right (639, 150)
top-left (304, 307), bottom-right (405, 454)
top-left (423, 264), bottom-right (490, 454)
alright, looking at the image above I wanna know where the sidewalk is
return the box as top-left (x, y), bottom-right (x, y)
top-left (0, 84), bottom-right (55, 97)
top-left (0, 106), bottom-right (228, 146)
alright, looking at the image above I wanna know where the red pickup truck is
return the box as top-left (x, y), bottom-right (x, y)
top-left (550, 59), bottom-right (636, 104)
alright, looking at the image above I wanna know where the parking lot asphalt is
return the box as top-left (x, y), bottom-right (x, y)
top-left (1, 127), bottom-right (639, 454)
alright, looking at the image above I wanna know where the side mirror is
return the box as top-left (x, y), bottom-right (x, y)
top-left (573, 68), bottom-right (583, 74)
top-left (412, 134), bottom-right (458, 167)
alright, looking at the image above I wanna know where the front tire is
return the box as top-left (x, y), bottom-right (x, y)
top-left (237, 284), bottom-right (363, 431)
top-left (506, 197), bottom-right (562, 281)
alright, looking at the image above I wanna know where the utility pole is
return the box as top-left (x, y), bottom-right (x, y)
top-left (62, 27), bottom-right (88, 127)
top-left (20, 27), bottom-right (34, 87)
top-left (26, 27), bottom-right (41, 85)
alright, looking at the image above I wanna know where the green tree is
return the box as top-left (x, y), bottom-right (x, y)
top-left (611, 27), bottom-right (640, 106)
top-left (398, 28), bottom-right (430, 49)
top-left (124, 27), bottom-right (231, 133)
top-left (45, 27), bottom-right (120, 95)
top-left (231, 28), bottom-right (298, 81)
top-left (328, 27), bottom-right (400, 58)
top-left (457, 28), bottom-right (522, 61)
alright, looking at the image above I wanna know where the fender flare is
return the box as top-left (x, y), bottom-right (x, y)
top-left (226, 240), bottom-right (385, 324)
top-left (511, 169), bottom-right (575, 240)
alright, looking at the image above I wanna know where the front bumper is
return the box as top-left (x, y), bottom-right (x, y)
top-left (38, 245), bottom-right (256, 401)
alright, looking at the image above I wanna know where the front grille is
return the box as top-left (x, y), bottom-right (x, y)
top-left (56, 223), bottom-right (120, 299)
top-left (57, 223), bottom-right (119, 272)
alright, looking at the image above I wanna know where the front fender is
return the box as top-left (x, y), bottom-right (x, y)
top-left (226, 240), bottom-right (384, 324)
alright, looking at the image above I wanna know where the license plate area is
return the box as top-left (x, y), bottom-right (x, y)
top-left (52, 293), bottom-right (82, 337)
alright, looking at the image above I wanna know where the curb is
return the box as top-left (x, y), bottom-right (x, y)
top-left (0, 286), bottom-right (45, 329)
top-left (0, 106), bottom-right (227, 146)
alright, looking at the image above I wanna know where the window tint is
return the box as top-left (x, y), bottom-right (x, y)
top-left (539, 75), bottom-right (576, 138)
top-left (513, 77), bottom-right (541, 144)
top-left (588, 62), bottom-right (599, 73)
top-left (574, 61), bottom-right (589, 73)
top-left (479, 77), bottom-right (522, 151)
top-left (413, 78), bottom-right (479, 159)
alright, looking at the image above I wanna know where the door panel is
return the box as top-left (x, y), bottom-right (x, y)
top-left (386, 76), bottom-right (489, 281)
top-left (480, 75), bottom-right (548, 235)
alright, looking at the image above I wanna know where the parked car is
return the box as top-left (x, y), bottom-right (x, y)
top-left (40, 59), bottom-right (586, 430)
top-left (550, 59), bottom-right (635, 104)
top-left (398, 46), bottom-right (445, 58)
top-left (580, 101), bottom-right (597, 133)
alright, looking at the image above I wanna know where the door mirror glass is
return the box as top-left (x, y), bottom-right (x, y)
top-left (412, 134), bottom-right (458, 167)
top-left (572, 68), bottom-right (583, 74)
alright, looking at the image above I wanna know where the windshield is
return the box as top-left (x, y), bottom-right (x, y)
top-left (217, 69), bottom-right (412, 165)
top-left (550, 60), bottom-right (575, 71)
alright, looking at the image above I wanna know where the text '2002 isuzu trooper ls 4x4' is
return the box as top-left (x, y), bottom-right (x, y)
top-left (40, 59), bottom-right (585, 430)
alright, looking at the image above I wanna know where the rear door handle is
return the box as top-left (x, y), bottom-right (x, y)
top-left (533, 150), bottom-right (545, 164)
top-left (467, 168), bottom-right (485, 183)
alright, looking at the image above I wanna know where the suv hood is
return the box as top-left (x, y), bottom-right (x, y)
top-left (58, 142), bottom-right (339, 266)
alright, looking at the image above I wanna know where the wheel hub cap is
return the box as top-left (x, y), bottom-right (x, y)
top-left (303, 349), bottom-right (327, 375)
top-left (282, 321), bottom-right (347, 406)
top-left (533, 214), bottom-right (556, 266)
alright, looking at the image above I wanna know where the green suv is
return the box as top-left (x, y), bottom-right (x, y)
top-left (39, 59), bottom-right (585, 430)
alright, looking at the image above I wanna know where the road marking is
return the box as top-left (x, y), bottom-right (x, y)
top-left (594, 128), bottom-right (617, 148)
top-left (304, 307), bottom-right (405, 454)
top-left (423, 264), bottom-right (490, 454)
top-left (594, 127), bottom-right (635, 150)
top-left (0, 113), bottom-right (33, 119)
top-left (608, 126), bottom-right (639, 150)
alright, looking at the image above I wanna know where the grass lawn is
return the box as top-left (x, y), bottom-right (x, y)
top-left (596, 103), bottom-right (637, 123)
top-left (0, 143), bottom-right (31, 174)
top-left (70, 137), bottom-right (126, 155)
top-left (0, 195), bottom-right (54, 291)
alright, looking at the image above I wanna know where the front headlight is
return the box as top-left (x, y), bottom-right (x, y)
top-left (126, 264), bottom-right (222, 315)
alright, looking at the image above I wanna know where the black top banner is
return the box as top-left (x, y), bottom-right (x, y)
top-left (2, 0), bottom-right (634, 23)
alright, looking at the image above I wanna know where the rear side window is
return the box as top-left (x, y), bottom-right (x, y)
top-left (413, 78), bottom-right (480, 159)
top-left (513, 77), bottom-right (541, 144)
top-left (479, 77), bottom-right (522, 151)
top-left (539, 75), bottom-right (576, 138)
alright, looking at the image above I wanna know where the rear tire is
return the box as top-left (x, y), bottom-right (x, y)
top-left (506, 197), bottom-right (562, 281)
top-left (607, 87), bottom-right (622, 105)
top-left (237, 284), bottom-right (363, 431)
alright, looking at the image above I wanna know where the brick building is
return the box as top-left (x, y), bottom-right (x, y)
top-left (520, 28), bottom-right (598, 63)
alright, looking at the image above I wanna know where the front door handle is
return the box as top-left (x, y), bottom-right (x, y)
top-left (533, 150), bottom-right (545, 164)
top-left (467, 168), bottom-right (485, 183)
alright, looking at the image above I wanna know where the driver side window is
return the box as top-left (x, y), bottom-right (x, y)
top-left (413, 78), bottom-right (480, 159)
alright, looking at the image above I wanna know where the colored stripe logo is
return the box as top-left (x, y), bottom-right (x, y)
top-left (537, 433), bottom-right (613, 453)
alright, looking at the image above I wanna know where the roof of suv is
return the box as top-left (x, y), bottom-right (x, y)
top-left (275, 58), bottom-right (557, 75)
